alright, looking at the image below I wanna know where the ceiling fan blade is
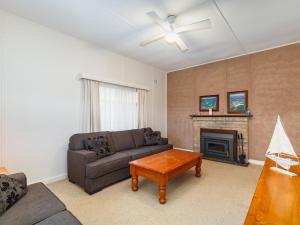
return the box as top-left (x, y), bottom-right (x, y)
top-left (174, 36), bottom-right (189, 52)
top-left (174, 19), bottom-right (211, 34)
top-left (140, 33), bottom-right (165, 46)
top-left (147, 11), bottom-right (171, 32)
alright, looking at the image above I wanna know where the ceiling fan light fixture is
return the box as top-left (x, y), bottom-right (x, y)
top-left (164, 32), bottom-right (177, 43)
top-left (141, 11), bottom-right (211, 52)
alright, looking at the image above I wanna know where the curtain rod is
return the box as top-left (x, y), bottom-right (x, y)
top-left (79, 75), bottom-right (150, 91)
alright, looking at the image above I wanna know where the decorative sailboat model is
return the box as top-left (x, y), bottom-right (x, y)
top-left (265, 115), bottom-right (300, 176)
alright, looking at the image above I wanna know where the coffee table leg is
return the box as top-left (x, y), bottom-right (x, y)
top-left (132, 175), bottom-right (138, 191)
top-left (159, 185), bottom-right (166, 204)
top-left (195, 158), bottom-right (202, 177)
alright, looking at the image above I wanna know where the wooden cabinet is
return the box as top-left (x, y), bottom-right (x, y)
top-left (244, 159), bottom-right (300, 225)
top-left (0, 167), bottom-right (9, 175)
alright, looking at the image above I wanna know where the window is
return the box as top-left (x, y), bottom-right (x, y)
top-left (100, 83), bottom-right (138, 131)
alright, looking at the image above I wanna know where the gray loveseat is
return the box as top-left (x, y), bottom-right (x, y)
top-left (68, 128), bottom-right (172, 194)
top-left (0, 173), bottom-right (82, 225)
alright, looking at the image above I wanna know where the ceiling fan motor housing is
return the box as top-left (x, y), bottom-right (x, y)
top-left (167, 15), bottom-right (176, 24)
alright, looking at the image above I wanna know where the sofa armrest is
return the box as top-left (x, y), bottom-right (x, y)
top-left (159, 137), bottom-right (168, 145)
top-left (68, 150), bottom-right (97, 187)
top-left (9, 173), bottom-right (27, 190)
top-left (152, 131), bottom-right (168, 145)
top-left (69, 150), bottom-right (97, 164)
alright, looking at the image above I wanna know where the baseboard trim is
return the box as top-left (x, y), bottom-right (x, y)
top-left (248, 159), bottom-right (265, 166)
top-left (174, 147), bottom-right (193, 152)
top-left (173, 147), bottom-right (265, 166)
top-left (29, 173), bottom-right (67, 185)
top-left (175, 147), bottom-right (265, 166)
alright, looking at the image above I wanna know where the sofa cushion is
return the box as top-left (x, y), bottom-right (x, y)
top-left (86, 152), bottom-right (130, 178)
top-left (122, 144), bottom-right (173, 160)
top-left (0, 174), bottom-right (27, 215)
top-left (121, 147), bottom-right (154, 160)
top-left (131, 129), bottom-right (144, 148)
top-left (149, 144), bottom-right (173, 154)
top-left (36, 211), bottom-right (82, 225)
top-left (0, 183), bottom-right (65, 225)
top-left (110, 130), bottom-right (135, 151)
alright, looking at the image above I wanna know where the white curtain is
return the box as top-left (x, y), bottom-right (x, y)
top-left (100, 83), bottom-right (138, 131)
top-left (83, 79), bottom-right (100, 132)
top-left (138, 89), bottom-right (149, 128)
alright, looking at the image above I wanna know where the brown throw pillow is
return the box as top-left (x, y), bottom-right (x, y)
top-left (0, 175), bottom-right (27, 215)
top-left (84, 135), bottom-right (113, 159)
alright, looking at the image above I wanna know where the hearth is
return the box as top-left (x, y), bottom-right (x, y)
top-left (200, 128), bottom-right (237, 163)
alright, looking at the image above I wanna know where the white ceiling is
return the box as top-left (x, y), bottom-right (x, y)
top-left (1, 0), bottom-right (300, 72)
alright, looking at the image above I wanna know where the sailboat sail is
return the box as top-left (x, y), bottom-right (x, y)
top-left (265, 115), bottom-right (299, 176)
top-left (266, 115), bottom-right (297, 158)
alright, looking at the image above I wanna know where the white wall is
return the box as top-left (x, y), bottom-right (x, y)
top-left (0, 10), bottom-right (167, 184)
top-left (0, 12), bottom-right (6, 166)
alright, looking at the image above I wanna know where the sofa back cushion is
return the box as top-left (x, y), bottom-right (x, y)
top-left (131, 129), bottom-right (144, 148)
top-left (131, 128), bottom-right (153, 147)
top-left (69, 132), bottom-right (111, 150)
top-left (110, 130), bottom-right (135, 151)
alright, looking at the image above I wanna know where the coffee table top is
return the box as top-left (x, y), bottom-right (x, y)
top-left (130, 149), bottom-right (202, 174)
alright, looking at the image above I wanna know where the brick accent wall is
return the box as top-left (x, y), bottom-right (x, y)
top-left (168, 43), bottom-right (300, 160)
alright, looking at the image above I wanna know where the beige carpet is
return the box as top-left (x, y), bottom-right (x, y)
top-left (47, 160), bottom-right (261, 225)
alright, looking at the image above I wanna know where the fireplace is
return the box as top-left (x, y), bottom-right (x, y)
top-left (200, 128), bottom-right (237, 163)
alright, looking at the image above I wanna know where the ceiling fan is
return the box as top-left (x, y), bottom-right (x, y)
top-left (140, 11), bottom-right (211, 52)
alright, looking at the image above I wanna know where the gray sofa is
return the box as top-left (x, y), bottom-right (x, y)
top-left (68, 128), bottom-right (172, 194)
top-left (0, 173), bottom-right (82, 225)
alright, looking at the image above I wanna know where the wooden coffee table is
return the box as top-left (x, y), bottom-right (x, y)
top-left (129, 149), bottom-right (203, 204)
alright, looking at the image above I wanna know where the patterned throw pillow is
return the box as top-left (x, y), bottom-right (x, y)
top-left (0, 175), bottom-right (27, 215)
top-left (84, 135), bottom-right (113, 159)
top-left (144, 130), bottom-right (161, 146)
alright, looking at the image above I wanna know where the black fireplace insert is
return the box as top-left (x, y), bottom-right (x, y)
top-left (200, 128), bottom-right (237, 163)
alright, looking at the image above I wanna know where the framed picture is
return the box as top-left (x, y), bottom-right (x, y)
top-left (199, 95), bottom-right (219, 111)
top-left (227, 90), bottom-right (248, 114)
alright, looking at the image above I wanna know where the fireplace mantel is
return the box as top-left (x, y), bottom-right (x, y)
top-left (190, 114), bottom-right (253, 118)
